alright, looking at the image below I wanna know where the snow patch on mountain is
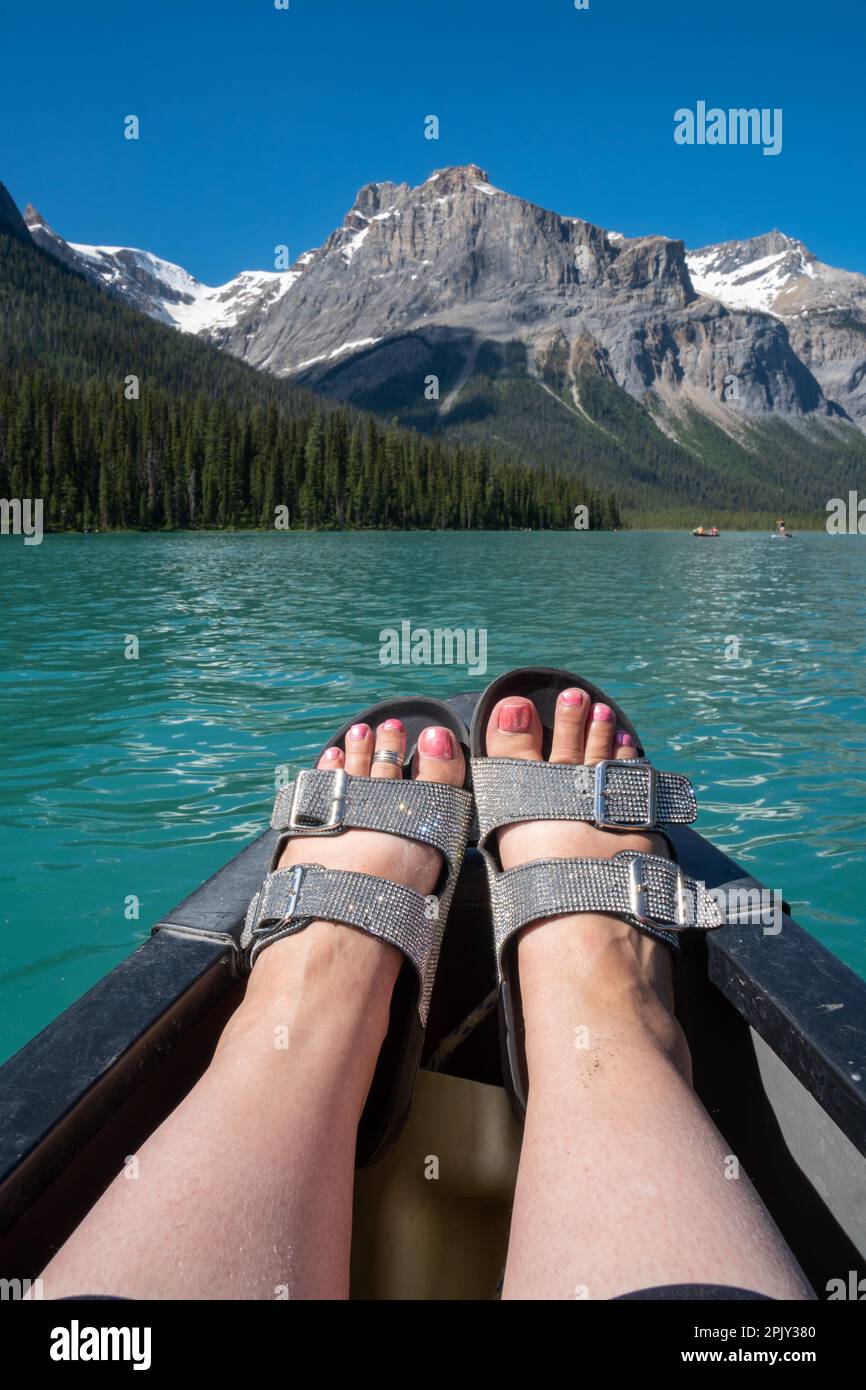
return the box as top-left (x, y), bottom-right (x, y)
top-left (685, 231), bottom-right (865, 319)
top-left (286, 337), bottom-right (383, 374)
top-left (687, 248), bottom-right (793, 313)
top-left (67, 241), bottom-right (297, 333)
top-left (686, 236), bottom-right (813, 314)
top-left (341, 224), bottom-right (371, 264)
top-left (23, 205), bottom-right (300, 339)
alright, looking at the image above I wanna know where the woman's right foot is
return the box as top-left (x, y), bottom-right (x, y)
top-left (483, 691), bottom-right (691, 1075)
top-left (228, 720), bottom-right (466, 1104)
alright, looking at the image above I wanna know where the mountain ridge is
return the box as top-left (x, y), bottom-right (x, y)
top-left (5, 173), bottom-right (866, 517)
top-left (16, 167), bottom-right (864, 437)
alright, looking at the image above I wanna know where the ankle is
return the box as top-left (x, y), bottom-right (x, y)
top-left (250, 918), bottom-right (402, 997)
top-left (219, 921), bottom-right (402, 1064)
top-left (518, 911), bottom-right (674, 998)
top-left (517, 912), bottom-right (692, 1076)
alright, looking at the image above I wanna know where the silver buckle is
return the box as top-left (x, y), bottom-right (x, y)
top-left (251, 864), bottom-right (304, 936)
top-left (594, 760), bottom-right (658, 831)
top-left (627, 856), bottom-right (690, 930)
top-left (287, 768), bottom-right (348, 834)
top-left (628, 857), bottom-right (650, 921)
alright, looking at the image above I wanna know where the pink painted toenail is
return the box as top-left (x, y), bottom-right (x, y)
top-left (615, 731), bottom-right (634, 747)
top-left (382, 718), bottom-right (404, 732)
top-left (348, 723), bottom-right (369, 740)
top-left (498, 702), bottom-right (531, 732)
top-left (322, 746), bottom-right (342, 760)
top-left (592, 704), bottom-right (613, 722)
top-left (559, 688), bottom-right (585, 706)
top-left (419, 726), bottom-right (453, 759)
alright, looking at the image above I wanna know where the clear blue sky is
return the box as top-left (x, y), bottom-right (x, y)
top-left (2, 0), bottom-right (863, 284)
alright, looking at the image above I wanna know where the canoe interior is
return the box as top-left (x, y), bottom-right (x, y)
top-left (1, 690), bottom-right (864, 1298)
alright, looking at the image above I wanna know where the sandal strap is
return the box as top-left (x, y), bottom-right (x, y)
top-left (241, 864), bottom-right (444, 1019)
top-left (471, 756), bottom-right (696, 842)
top-left (490, 851), bottom-right (724, 969)
top-left (272, 768), bottom-right (473, 873)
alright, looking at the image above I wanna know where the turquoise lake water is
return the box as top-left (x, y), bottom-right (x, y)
top-left (1, 530), bottom-right (865, 1062)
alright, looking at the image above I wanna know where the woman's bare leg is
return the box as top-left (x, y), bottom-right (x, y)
top-left (484, 692), bottom-right (812, 1302)
top-left (38, 720), bottom-right (464, 1300)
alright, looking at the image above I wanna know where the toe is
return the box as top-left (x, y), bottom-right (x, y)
top-left (549, 687), bottom-right (590, 764)
top-left (584, 703), bottom-right (615, 765)
top-left (614, 730), bottom-right (637, 760)
top-left (344, 722), bottom-right (373, 776)
top-left (485, 696), bottom-right (542, 760)
top-left (370, 718), bottom-right (406, 779)
top-left (415, 726), bottom-right (466, 785)
top-left (317, 745), bottom-right (345, 770)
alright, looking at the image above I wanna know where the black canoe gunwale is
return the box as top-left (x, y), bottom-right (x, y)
top-left (1, 687), bottom-right (865, 1283)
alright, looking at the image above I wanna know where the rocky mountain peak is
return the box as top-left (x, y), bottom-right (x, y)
top-left (756, 228), bottom-right (799, 255)
top-left (753, 230), bottom-right (813, 266)
top-left (423, 164), bottom-right (493, 194)
top-left (23, 205), bottom-right (64, 243)
top-left (689, 228), bottom-right (805, 274)
top-left (350, 164), bottom-right (497, 220)
top-left (351, 179), bottom-right (404, 219)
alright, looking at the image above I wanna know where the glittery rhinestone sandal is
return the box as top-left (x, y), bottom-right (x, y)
top-left (469, 668), bottom-right (723, 1119)
top-left (241, 696), bottom-right (474, 1166)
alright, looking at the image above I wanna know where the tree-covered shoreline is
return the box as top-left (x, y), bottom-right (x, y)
top-left (0, 373), bottom-right (621, 533)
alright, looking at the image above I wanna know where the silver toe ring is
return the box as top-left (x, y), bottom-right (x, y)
top-left (372, 749), bottom-right (404, 767)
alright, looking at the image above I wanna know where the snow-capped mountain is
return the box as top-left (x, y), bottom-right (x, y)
top-left (686, 232), bottom-right (866, 426)
top-left (15, 171), bottom-right (866, 433)
top-left (23, 206), bottom-right (296, 339)
top-left (687, 230), bottom-right (866, 318)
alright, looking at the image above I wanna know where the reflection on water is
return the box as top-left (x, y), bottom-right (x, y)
top-left (1, 530), bottom-right (864, 1059)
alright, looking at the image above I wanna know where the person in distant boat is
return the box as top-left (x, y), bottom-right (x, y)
top-left (36, 685), bottom-right (814, 1304)
top-left (709, 526), bottom-right (718, 536)
top-left (693, 525), bottom-right (705, 536)
top-left (776, 518), bottom-right (787, 535)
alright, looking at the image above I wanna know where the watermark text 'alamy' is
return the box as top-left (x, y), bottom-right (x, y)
top-left (379, 621), bottom-right (487, 676)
